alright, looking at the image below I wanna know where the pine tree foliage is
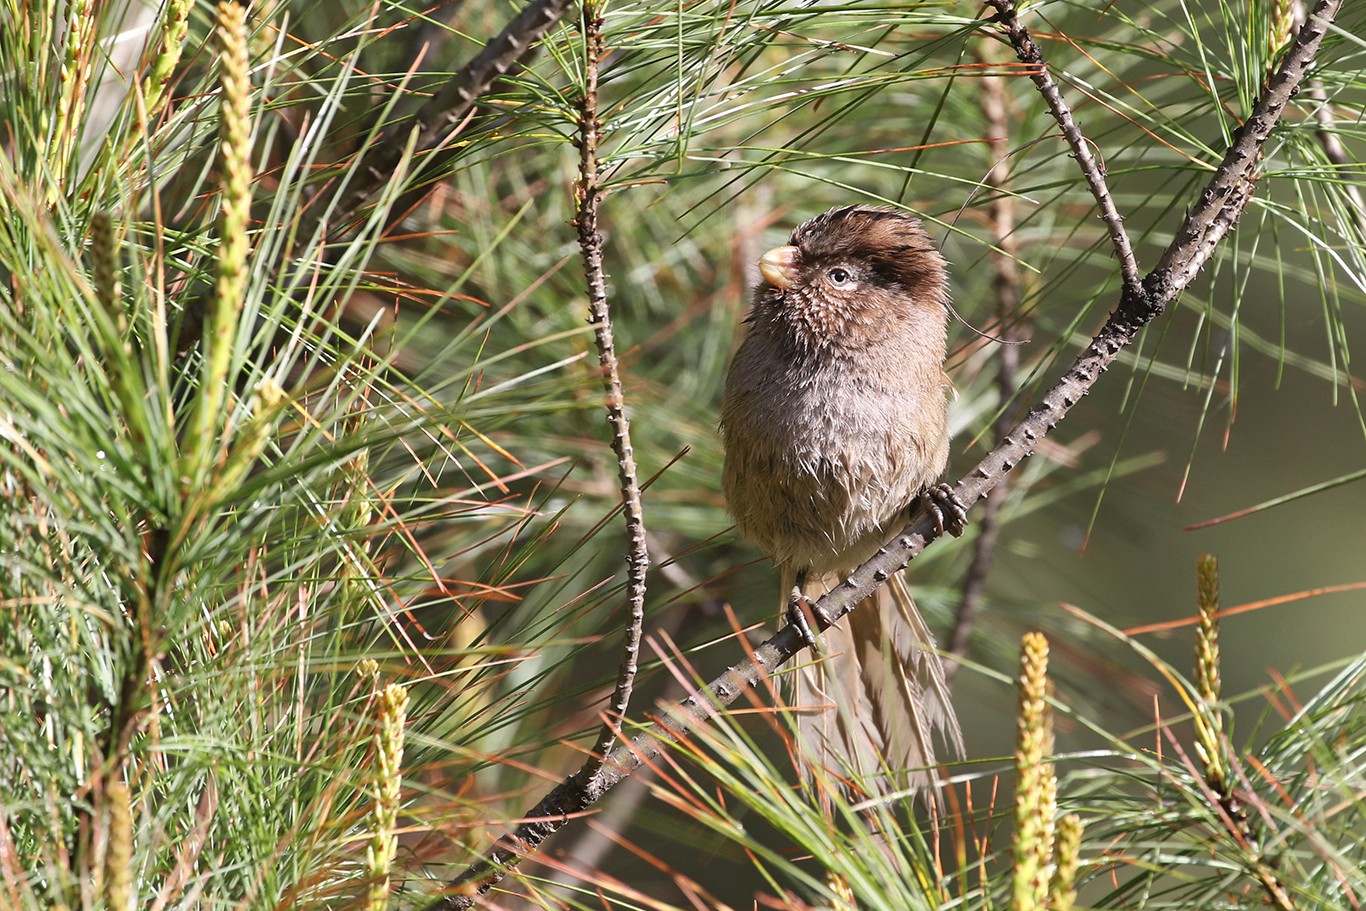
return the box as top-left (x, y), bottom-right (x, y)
top-left (0, 0), bottom-right (1362, 908)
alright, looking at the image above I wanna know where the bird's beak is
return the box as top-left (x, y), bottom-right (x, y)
top-left (757, 245), bottom-right (799, 290)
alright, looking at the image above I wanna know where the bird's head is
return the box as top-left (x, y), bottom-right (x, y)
top-left (751, 205), bottom-right (949, 355)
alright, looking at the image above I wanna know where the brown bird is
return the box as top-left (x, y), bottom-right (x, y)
top-left (720, 205), bottom-right (964, 795)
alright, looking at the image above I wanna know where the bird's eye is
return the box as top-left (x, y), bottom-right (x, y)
top-left (827, 267), bottom-right (853, 286)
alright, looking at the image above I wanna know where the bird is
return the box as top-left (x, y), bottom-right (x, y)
top-left (719, 204), bottom-right (965, 796)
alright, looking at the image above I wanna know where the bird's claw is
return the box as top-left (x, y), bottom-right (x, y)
top-left (786, 591), bottom-right (832, 653)
top-left (920, 483), bottom-right (969, 538)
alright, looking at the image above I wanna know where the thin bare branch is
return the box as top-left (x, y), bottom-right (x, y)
top-left (421, 1), bottom-right (1342, 904)
top-left (330, 0), bottom-right (575, 233)
top-left (985, 0), bottom-right (1143, 294)
top-left (1292, 0), bottom-right (1366, 237)
top-left (528, 538), bottom-right (712, 903)
top-left (1144, 0), bottom-right (1341, 301)
top-left (573, 3), bottom-right (649, 778)
top-left (948, 46), bottom-right (1026, 676)
top-left (1306, 81), bottom-right (1366, 236)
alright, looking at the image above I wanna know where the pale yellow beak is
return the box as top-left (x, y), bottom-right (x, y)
top-left (757, 245), bottom-right (800, 290)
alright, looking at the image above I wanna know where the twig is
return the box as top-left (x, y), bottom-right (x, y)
top-left (573, 1), bottom-right (649, 778)
top-left (426, 627), bottom-right (795, 910)
top-left (985, 0), bottom-right (1143, 296)
top-left (1144, 0), bottom-right (1339, 299)
top-left (328, 0), bottom-right (576, 234)
top-left (399, 0), bottom-right (471, 95)
top-left (1305, 81), bottom-right (1366, 236)
top-left (947, 46), bottom-right (1026, 676)
top-left (1292, 0), bottom-right (1366, 237)
top-left (423, 1), bottom-right (1342, 904)
top-left (525, 537), bottom-right (713, 904)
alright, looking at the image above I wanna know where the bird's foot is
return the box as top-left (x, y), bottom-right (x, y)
top-left (920, 483), bottom-right (969, 537)
top-left (786, 589), bottom-right (832, 653)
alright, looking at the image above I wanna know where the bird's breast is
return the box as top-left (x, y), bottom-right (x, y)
top-left (720, 350), bottom-right (948, 574)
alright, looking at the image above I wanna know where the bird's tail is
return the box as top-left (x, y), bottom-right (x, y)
top-left (784, 568), bottom-right (963, 798)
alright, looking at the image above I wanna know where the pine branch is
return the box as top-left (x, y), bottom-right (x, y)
top-left (573, 0), bottom-right (650, 778)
